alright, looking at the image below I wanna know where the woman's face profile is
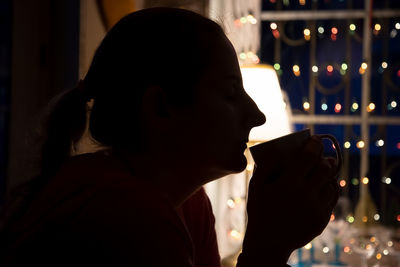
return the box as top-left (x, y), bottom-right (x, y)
top-left (172, 33), bottom-right (266, 180)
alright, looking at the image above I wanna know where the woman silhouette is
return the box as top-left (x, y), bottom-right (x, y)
top-left (1, 8), bottom-right (339, 267)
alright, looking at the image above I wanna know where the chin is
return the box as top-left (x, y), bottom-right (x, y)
top-left (224, 154), bottom-right (248, 174)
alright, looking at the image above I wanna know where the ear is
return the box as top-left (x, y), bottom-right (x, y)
top-left (141, 85), bottom-right (173, 131)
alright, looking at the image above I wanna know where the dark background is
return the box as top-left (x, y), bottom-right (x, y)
top-left (0, 0), bottom-right (80, 202)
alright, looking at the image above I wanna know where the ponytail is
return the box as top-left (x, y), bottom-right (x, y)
top-left (39, 82), bottom-right (88, 178)
top-left (0, 82), bottom-right (88, 232)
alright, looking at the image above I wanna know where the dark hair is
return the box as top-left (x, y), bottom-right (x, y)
top-left (85, 8), bottom-right (224, 152)
top-left (1, 7), bottom-right (224, 232)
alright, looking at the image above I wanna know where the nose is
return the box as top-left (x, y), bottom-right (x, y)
top-left (245, 92), bottom-right (266, 129)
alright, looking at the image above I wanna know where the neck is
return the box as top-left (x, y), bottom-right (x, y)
top-left (118, 151), bottom-right (208, 208)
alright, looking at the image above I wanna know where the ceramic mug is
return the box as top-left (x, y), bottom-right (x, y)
top-left (249, 129), bottom-right (343, 179)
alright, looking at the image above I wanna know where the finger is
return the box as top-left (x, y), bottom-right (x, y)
top-left (325, 157), bottom-right (337, 169)
top-left (304, 156), bottom-right (339, 189)
top-left (316, 182), bottom-right (340, 223)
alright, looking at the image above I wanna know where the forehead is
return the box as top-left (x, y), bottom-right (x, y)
top-left (199, 35), bottom-right (242, 85)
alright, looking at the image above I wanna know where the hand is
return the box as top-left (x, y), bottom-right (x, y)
top-left (238, 136), bottom-right (340, 266)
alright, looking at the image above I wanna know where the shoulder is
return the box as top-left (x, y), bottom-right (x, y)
top-left (64, 154), bottom-right (195, 265)
top-left (49, 153), bottom-right (196, 265)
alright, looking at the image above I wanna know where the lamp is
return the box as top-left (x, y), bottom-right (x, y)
top-left (241, 64), bottom-right (293, 142)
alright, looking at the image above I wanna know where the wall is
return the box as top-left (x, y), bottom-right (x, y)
top-left (7, 0), bottom-right (79, 190)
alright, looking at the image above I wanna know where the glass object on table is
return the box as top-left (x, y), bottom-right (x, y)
top-left (347, 228), bottom-right (379, 267)
top-left (385, 230), bottom-right (400, 267)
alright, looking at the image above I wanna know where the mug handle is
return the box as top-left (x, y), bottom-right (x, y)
top-left (317, 134), bottom-right (343, 177)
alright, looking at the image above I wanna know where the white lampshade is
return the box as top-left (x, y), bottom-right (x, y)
top-left (241, 64), bottom-right (293, 141)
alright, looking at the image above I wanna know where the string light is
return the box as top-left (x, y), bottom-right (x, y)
top-left (397, 69), bottom-right (400, 77)
top-left (234, 197), bottom-right (242, 205)
top-left (397, 142), bottom-right (400, 149)
top-left (351, 102), bottom-right (359, 111)
top-left (374, 214), bottom-right (380, 221)
top-left (321, 103), bottom-right (328, 111)
top-left (341, 63), bottom-right (348, 70)
top-left (383, 249), bottom-right (389, 255)
top-left (244, 51), bottom-right (260, 64)
top-left (234, 19), bottom-right (242, 28)
top-left (273, 63), bottom-right (280, 70)
top-left (304, 243), bottom-right (312, 250)
top-left (356, 140), bottom-right (365, 149)
top-left (376, 253), bottom-right (382, 260)
top-left (303, 101), bottom-right (310, 111)
top-left (359, 62), bottom-right (368, 75)
top-left (240, 17), bottom-right (247, 24)
top-left (270, 22), bottom-right (277, 30)
top-left (312, 65), bottom-right (318, 72)
top-left (303, 28), bottom-right (311, 40)
top-left (376, 139), bottom-right (384, 147)
top-left (327, 65), bottom-right (334, 73)
top-left (367, 102), bottom-right (376, 112)
top-left (330, 27), bottom-right (338, 41)
top-left (239, 53), bottom-right (246, 60)
top-left (339, 179), bottom-right (346, 187)
top-left (299, 0), bottom-right (306, 5)
top-left (272, 29), bottom-right (280, 38)
top-left (247, 14), bottom-right (257, 25)
top-left (361, 62), bottom-right (368, 69)
top-left (362, 177), bottom-right (369, 184)
top-left (347, 215), bottom-right (355, 223)
top-left (334, 103), bottom-right (342, 113)
top-left (330, 213), bottom-right (335, 221)
top-left (344, 246), bottom-right (351, 253)
top-left (227, 198), bottom-right (235, 208)
top-left (293, 65), bottom-right (300, 76)
top-left (246, 163), bottom-right (254, 171)
top-left (344, 141), bottom-right (351, 149)
top-left (362, 216), bottom-right (368, 222)
top-left (322, 247), bottom-right (330, 254)
top-left (388, 241), bottom-right (394, 247)
top-left (349, 24), bottom-right (356, 31)
top-left (390, 29), bottom-right (397, 38)
top-left (397, 215), bottom-right (400, 222)
top-left (374, 24), bottom-right (381, 35)
top-left (229, 229), bottom-right (242, 240)
top-left (381, 61), bottom-right (388, 69)
top-left (318, 26), bottom-right (324, 34)
top-left (396, 22), bottom-right (400, 30)
top-left (382, 177), bottom-right (392, 184)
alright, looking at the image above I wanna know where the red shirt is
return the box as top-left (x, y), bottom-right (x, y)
top-left (3, 152), bottom-right (221, 267)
